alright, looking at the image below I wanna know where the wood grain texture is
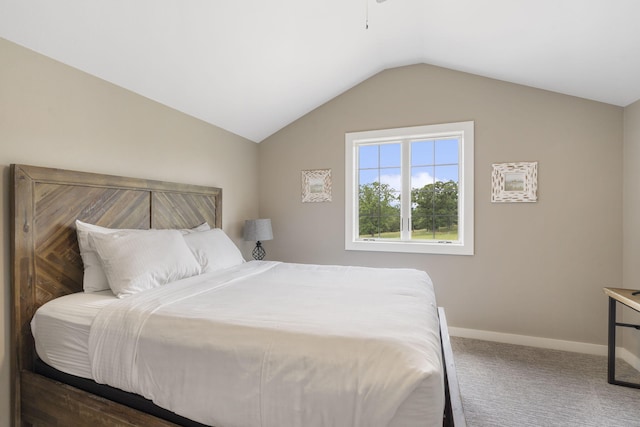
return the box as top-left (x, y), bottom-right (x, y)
top-left (21, 370), bottom-right (179, 427)
top-left (152, 190), bottom-right (221, 230)
top-left (11, 164), bottom-right (222, 426)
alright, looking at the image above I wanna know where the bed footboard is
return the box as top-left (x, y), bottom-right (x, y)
top-left (439, 307), bottom-right (466, 427)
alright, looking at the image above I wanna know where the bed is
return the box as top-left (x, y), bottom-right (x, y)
top-left (10, 163), bottom-right (466, 427)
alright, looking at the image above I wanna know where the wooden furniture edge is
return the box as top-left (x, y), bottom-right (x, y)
top-left (11, 163), bottom-right (224, 197)
top-left (21, 370), bottom-right (180, 426)
top-left (11, 164), bottom-right (31, 426)
top-left (439, 307), bottom-right (467, 427)
top-left (603, 287), bottom-right (640, 312)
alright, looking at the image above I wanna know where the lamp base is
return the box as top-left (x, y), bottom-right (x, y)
top-left (252, 241), bottom-right (266, 260)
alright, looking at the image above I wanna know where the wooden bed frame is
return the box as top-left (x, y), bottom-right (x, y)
top-left (10, 163), bottom-right (466, 426)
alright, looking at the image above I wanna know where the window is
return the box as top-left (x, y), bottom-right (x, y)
top-left (345, 121), bottom-right (474, 255)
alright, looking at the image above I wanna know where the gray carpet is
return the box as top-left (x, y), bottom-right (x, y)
top-left (451, 337), bottom-right (640, 427)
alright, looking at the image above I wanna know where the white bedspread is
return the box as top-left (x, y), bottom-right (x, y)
top-left (88, 261), bottom-right (444, 427)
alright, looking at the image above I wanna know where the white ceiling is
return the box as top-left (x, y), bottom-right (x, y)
top-left (2, 0), bottom-right (640, 142)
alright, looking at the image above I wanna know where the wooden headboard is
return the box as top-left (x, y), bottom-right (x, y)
top-left (10, 164), bottom-right (222, 425)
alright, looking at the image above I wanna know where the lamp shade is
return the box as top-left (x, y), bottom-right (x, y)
top-left (243, 219), bottom-right (273, 242)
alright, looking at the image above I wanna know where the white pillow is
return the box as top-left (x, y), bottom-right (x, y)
top-left (76, 220), bottom-right (127, 292)
top-left (76, 220), bottom-right (210, 292)
top-left (89, 229), bottom-right (202, 298)
top-left (183, 229), bottom-right (245, 273)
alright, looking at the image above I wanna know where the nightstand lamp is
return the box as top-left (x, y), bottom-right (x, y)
top-left (244, 218), bottom-right (273, 260)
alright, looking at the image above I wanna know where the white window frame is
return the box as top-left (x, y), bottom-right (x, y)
top-left (345, 121), bottom-right (474, 255)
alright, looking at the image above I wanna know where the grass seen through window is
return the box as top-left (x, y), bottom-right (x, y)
top-left (359, 228), bottom-right (458, 241)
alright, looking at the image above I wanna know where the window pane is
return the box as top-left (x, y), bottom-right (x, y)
top-left (379, 210), bottom-right (401, 239)
top-left (359, 169), bottom-right (379, 186)
top-left (411, 166), bottom-right (435, 189)
top-left (435, 165), bottom-right (459, 184)
top-left (410, 214), bottom-right (458, 241)
top-left (359, 145), bottom-right (379, 169)
top-left (359, 215), bottom-right (379, 238)
top-left (379, 168), bottom-right (401, 192)
top-left (358, 181), bottom-right (401, 239)
top-left (411, 177), bottom-right (458, 241)
top-left (380, 143), bottom-right (401, 168)
top-left (434, 138), bottom-right (459, 165)
top-left (411, 140), bottom-right (434, 166)
top-left (358, 212), bottom-right (401, 239)
top-left (411, 183), bottom-right (435, 238)
top-left (432, 181), bottom-right (458, 215)
top-left (357, 143), bottom-right (401, 241)
top-left (435, 214), bottom-right (458, 241)
top-left (411, 212), bottom-right (435, 240)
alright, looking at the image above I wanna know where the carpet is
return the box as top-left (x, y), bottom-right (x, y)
top-left (451, 337), bottom-right (640, 427)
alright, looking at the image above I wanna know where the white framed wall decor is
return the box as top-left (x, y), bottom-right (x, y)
top-left (302, 169), bottom-right (332, 203)
top-left (491, 162), bottom-right (538, 203)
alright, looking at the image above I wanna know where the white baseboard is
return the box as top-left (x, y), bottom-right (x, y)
top-left (448, 326), bottom-right (632, 361)
top-left (619, 347), bottom-right (640, 371)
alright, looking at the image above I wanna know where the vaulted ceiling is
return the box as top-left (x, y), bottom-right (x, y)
top-left (2, 0), bottom-right (640, 142)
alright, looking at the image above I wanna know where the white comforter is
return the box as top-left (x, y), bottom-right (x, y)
top-left (88, 261), bottom-right (444, 427)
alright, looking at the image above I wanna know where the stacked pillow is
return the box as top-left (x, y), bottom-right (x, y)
top-left (76, 220), bottom-right (245, 298)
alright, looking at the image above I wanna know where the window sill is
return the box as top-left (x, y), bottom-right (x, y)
top-left (345, 239), bottom-right (474, 255)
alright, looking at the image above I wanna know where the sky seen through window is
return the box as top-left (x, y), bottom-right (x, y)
top-left (358, 138), bottom-right (460, 192)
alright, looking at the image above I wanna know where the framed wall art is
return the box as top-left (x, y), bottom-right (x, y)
top-left (302, 169), bottom-right (332, 203)
top-left (491, 162), bottom-right (538, 203)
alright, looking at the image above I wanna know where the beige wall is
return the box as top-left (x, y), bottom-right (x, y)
top-left (623, 100), bottom-right (640, 355)
top-left (259, 63), bottom-right (623, 347)
top-left (0, 38), bottom-right (259, 427)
